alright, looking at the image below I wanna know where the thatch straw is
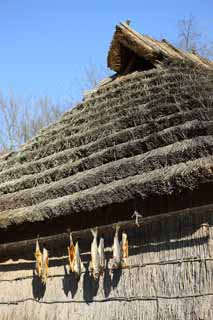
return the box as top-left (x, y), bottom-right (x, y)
top-left (108, 22), bottom-right (213, 72)
top-left (0, 156), bottom-right (212, 229)
top-left (0, 135), bottom-right (212, 212)
top-left (0, 63), bottom-right (212, 232)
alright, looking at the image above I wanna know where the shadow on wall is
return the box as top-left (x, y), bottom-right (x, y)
top-left (1, 233), bottom-right (210, 303)
top-left (62, 257), bottom-right (122, 303)
top-left (2, 210), bottom-right (212, 303)
top-left (31, 257), bottom-right (122, 303)
top-left (103, 258), bottom-right (112, 298)
top-left (32, 270), bottom-right (46, 300)
top-left (63, 264), bottom-right (78, 298)
top-left (83, 263), bottom-right (99, 303)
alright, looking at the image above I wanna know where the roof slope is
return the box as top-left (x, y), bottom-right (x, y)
top-left (0, 62), bottom-right (212, 238)
top-left (108, 22), bottom-right (213, 72)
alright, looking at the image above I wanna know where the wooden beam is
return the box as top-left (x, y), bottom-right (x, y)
top-left (0, 203), bottom-right (212, 260)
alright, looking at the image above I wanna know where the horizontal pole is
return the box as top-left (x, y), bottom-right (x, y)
top-left (0, 203), bottom-right (212, 260)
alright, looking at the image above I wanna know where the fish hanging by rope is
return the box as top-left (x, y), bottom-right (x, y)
top-left (41, 248), bottom-right (49, 285)
top-left (67, 233), bottom-right (75, 273)
top-left (110, 224), bottom-right (121, 270)
top-left (73, 242), bottom-right (83, 280)
top-left (121, 230), bottom-right (129, 266)
top-left (90, 228), bottom-right (101, 280)
top-left (35, 239), bottom-right (42, 278)
top-left (98, 234), bottom-right (105, 275)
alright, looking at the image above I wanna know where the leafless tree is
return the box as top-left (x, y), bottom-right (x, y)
top-left (0, 92), bottom-right (65, 151)
top-left (78, 63), bottom-right (111, 96)
top-left (178, 16), bottom-right (213, 59)
top-left (0, 64), bottom-right (110, 152)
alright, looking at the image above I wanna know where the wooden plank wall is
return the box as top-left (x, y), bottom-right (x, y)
top-left (0, 207), bottom-right (212, 320)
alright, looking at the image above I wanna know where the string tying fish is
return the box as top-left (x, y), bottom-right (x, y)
top-left (132, 210), bottom-right (143, 227)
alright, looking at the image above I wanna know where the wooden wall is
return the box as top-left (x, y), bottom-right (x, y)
top-left (0, 205), bottom-right (212, 320)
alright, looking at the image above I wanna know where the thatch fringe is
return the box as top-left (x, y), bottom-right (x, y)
top-left (0, 65), bottom-right (212, 171)
top-left (25, 76), bottom-right (212, 151)
top-left (14, 96), bottom-right (213, 163)
top-left (28, 74), bottom-right (210, 136)
top-left (23, 89), bottom-right (212, 155)
top-left (0, 119), bottom-right (211, 196)
top-left (33, 66), bottom-right (211, 138)
top-left (0, 106), bottom-right (211, 185)
top-left (0, 156), bottom-right (212, 229)
top-left (0, 135), bottom-right (212, 212)
top-left (0, 92), bottom-right (212, 173)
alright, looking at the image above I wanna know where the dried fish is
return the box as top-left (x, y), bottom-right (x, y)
top-left (67, 233), bottom-right (75, 272)
top-left (35, 239), bottom-right (42, 278)
top-left (110, 224), bottom-right (121, 270)
top-left (90, 228), bottom-right (101, 280)
top-left (41, 248), bottom-right (49, 285)
top-left (98, 235), bottom-right (105, 275)
top-left (121, 230), bottom-right (128, 266)
top-left (73, 242), bottom-right (83, 280)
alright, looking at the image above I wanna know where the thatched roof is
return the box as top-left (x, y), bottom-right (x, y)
top-left (0, 24), bottom-right (213, 242)
top-left (108, 22), bottom-right (213, 72)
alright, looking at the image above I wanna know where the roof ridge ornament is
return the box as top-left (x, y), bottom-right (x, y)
top-left (124, 19), bottom-right (131, 26)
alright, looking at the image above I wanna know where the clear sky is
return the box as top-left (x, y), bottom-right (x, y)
top-left (0, 0), bottom-right (212, 104)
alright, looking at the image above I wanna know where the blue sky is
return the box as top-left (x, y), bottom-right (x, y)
top-left (0, 1), bottom-right (212, 105)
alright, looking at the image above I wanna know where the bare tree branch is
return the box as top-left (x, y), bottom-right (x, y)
top-left (0, 93), bottom-right (65, 151)
top-left (178, 16), bottom-right (213, 59)
top-left (79, 63), bottom-right (111, 95)
top-left (0, 64), bottom-right (109, 151)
